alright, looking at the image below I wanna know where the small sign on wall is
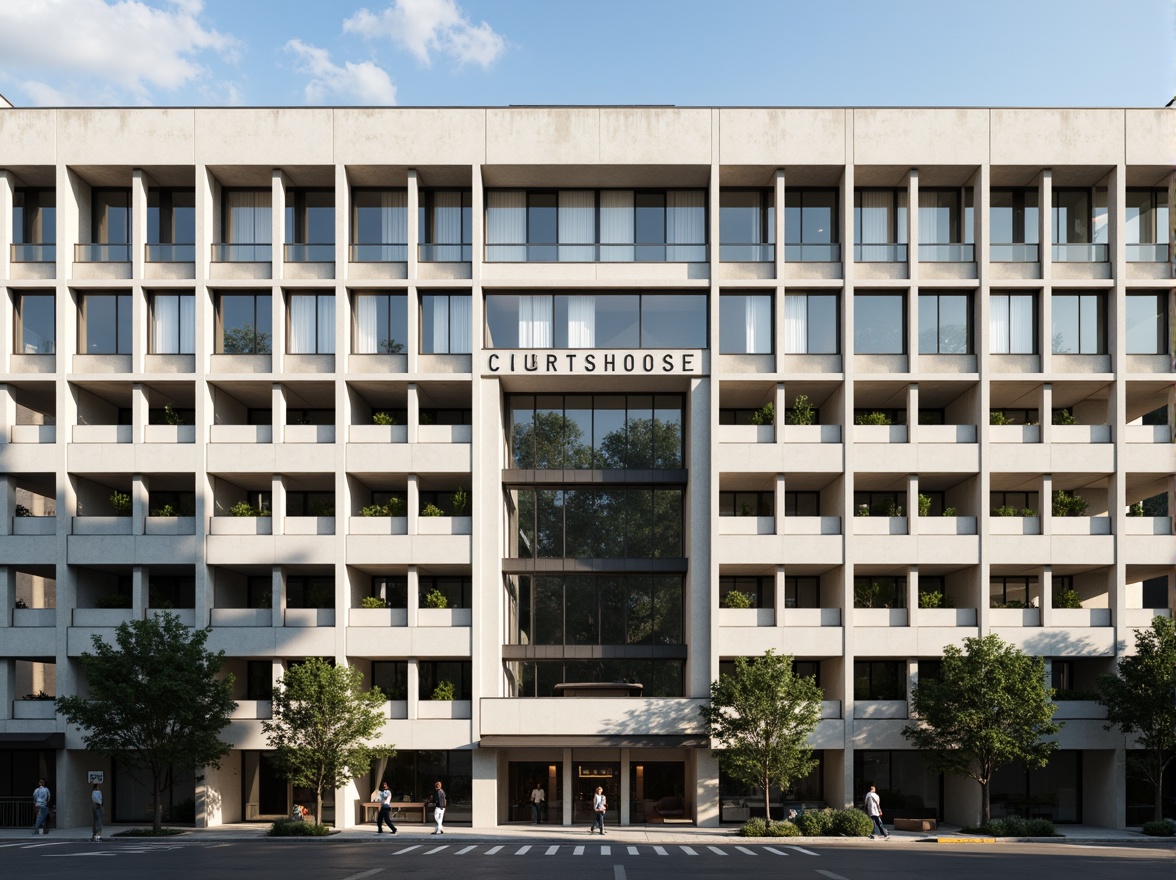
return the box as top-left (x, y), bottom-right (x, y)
top-left (87, 772), bottom-right (104, 784)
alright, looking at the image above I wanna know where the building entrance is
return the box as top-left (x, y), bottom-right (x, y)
top-left (573, 761), bottom-right (620, 826)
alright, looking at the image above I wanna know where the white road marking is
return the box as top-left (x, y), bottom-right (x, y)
top-left (484, 845), bottom-right (504, 854)
top-left (45, 852), bottom-right (120, 858)
top-left (341, 870), bottom-right (384, 880)
top-left (392, 845), bottom-right (421, 855)
top-left (454, 845), bottom-right (476, 855)
top-left (613, 865), bottom-right (627, 880)
top-left (816, 871), bottom-right (849, 880)
top-left (626, 845), bottom-right (639, 855)
top-left (789, 845), bottom-right (820, 855)
top-left (515, 845), bottom-right (531, 855)
top-left (763, 846), bottom-right (790, 855)
top-left (706, 846), bottom-right (728, 855)
top-left (573, 845), bottom-right (585, 855)
top-left (21, 842), bottom-right (70, 849)
top-left (735, 846), bottom-right (757, 855)
top-left (600, 845), bottom-right (611, 855)
top-left (424, 846), bottom-right (447, 855)
top-left (653, 845), bottom-right (668, 855)
top-left (679, 845), bottom-right (698, 855)
top-left (545, 845), bottom-right (559, 855)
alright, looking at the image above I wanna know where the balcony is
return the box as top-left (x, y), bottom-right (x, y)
top-left (418, 700), bottom-right (472, 720)
top-left (784, 243), bottom-right (840, 262)
top-left (10, 243), bottom-right (56, 280)
top-left (284, 243), bottom-right (334, 263)
top-left (212, 243), bottom-right (272, 262)
top-left (74, 243), bottom-right (130, 262)
top-left (350, 243), bottom-right (407, 262)
top-left (348, 516), bottom-right (408, 536)
top-left (209, 608), bottom-right (272, 627)
top-left (145, 243), bottom-right (196, 262)
top-left (419, 243), bottom-right (472, 262)
top-left (479, 697), bottom-right (707, 742)
top-left (990, 243), bottom-right (1039, 262)
top-left (718, 516), bottom-right (774, 536)
top-left (853, 243), bottom-right (907, 262)
top-left (284, 608), bottom-right (335, 627)
top-left (144, 516), bottom-right (196, 535)
top-left (284, 516), bottom-right (336, 536)
top-left (1127, 243), bottom-right (1169, 262)
top-left (1052, 243), bottom-right (1107, 262)
top-left (990, 516), bottom-right (1041, 535)
top-left (918, 243), bottom-right (974, 262)
top-left (853, 516), bottom-right (908, 536)
top-left (719, 243), bottom-right (774, 262)
top-left (12, 516), bottom-right (56, 536)
top-left (484, 243), bottom-right (707, 263)
top-left (13, 700), bottom-right (56, 720)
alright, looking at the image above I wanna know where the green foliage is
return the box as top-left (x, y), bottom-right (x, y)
top-left (1128, 501), bottom-right (1145, 517)
top-left (992, 505), bottom-right (1036, 518)
top-left (229, 501), bottom-right (270, 517)
top-left (855, 411), bottom-right (892, 426)
top-left (917, 494), bottom-right (932, 517)
top-left (855, 504), bottom-right (870, 517)
top-left (268, 819), bottom-right (333, 837)
top-left (451, 487), bottom-right (470, 516)
top-left (786, 395), bottom-right (816, 426)
top-left (700, 651), bottom-right (822, 824)
top-left (855, 581), bottom-right (904, 609)
top-left (1098, 616), bottom-right (1176, 822)
top-left (55, 612), bottom-right (236, 832)
top-left (423, 588), bottom-right (448, 609)
top-left (309, 499), bottom-right (335, 517)
top-left (794, 808), bottom-right (834, 836)
top-left (989, 410), bottom-right (1014, 425)
top-left (22, 690), bottom-right (54, 700)
top-left (918, 590), bottom-right (954, 609)
top-left (360, 596), bottom-right (389, 609)
top-left (750, 402), bottom-right (775, 426)
top-left (942, 507), bottom-right (957, 517)
top-left (361, 496), bottom-right (406, 517)
top-left (150, 504), bottom-right (178, 517)
top-left (722, 590), bottom-right (754, 609)
top-left (1142, 820), bottom-right (1175, 837)
top-left (984, 815), bottom-right (1027, 837)
top-left (14, 598), bottom-right (29, 609)
top-left (431, 680), bottom-right (456, 701)
top-left (765, 820), bottom-right (801, 836)
top-left (1051, 489), bottom-right (1089, 517)
top-left (1052, 408), bottom-right (1077, 425)
top-left (221, 323), bottom-right (271, 355)
top-left (109, 490), bottom-right (131, 516)
top-left (420, 503), bottom-right (444, 517)
top-left (263, 658), bottom-right (392, 826)
top-left (739, 817), bottom-right (767, 837)
top-left (991, 599), bottom-right (1036, 610)
top-left (830, 809), bottom-right (873, 837)
top-left (1025, 817), bottom-right (1057, 837)
top-left (371, 411), bottom-right (396, 426)
top-left (1053, 589), bottom-right (1082, 609)
top-left (163, 404), bottom-right (185, 426)
top-left (14, 504), bottom-right (31, 517)
top-left (903, 634), bottom-right (1061, 826)
top-left (251, 589), bottom-right (272, 609)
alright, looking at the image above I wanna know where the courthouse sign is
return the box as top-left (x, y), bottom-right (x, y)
top-left (484, 350), bottom-right (704, 376)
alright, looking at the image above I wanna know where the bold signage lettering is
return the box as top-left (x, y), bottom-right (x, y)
top-left (483, 350), bottom-right (704, 376)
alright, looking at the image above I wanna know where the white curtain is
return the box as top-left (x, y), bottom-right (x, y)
top-left (449, 295), bottom-right (472, 354)
top-left (666, 190), bottom-right (706, 261)
top-left (558, 190), bottom-right (595, 262)
top-left (153, 295), bottom-right (179, 354)
top-left (745, 295), bottom-right (771, 354)
top-left (1010, 294), bottom-right (1034, 354)
top-left (226, 190), bottom-right (271, 244)
top-left (428, 296), bottom-right (450, 354)
top-left (599, 190), bottom-right (634, 262)
top-left (518, 295), bottom-right (553, 347)
top-left (990, 294), bottom-right (1010, 354)
top-left (316, 294), bottom-right (335, 354)
top-left (356, 295), bottom-right (378, 354)
top-left (567, 295), bottom-right (596, 348)
top-left (487, 191), bottom-right (526, 261)
top-left (384, 190), bottom-right (407, 259)
top-left (918, 190), bottom-right (944, 244)
top-left (179, 293), bottom-right (195, 354)
top-left (858, 191), bottom-right (889, 245)
top-left (289, 295), bottom-right (317, 353)
top-left (433, 191), bottom-right (463, 260)
top-left (784, 294), bottom-right (807, 354)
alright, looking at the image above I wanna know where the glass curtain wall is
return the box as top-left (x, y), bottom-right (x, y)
top-left (352, 189), bottom-right (407, 261)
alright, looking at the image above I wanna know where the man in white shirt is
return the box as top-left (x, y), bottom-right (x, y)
top-left (376, 782), bottom-right (397, 834)
top-left (865, 785), bottom-right (889, 839)
top-left (530, 782), bottom-right (546, 824)
top-left (591, 787), bottom-right (607, 835)
top-left (32, 779), bottom-right (50, 835)
top-left (91, 784), bottom-right (103, 842)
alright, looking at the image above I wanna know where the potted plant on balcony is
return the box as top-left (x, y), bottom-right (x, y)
top-left (785, 395), bottom-right (815, 426)
top-left (372, 411), bottom-right (396, 425)
top-left (424, 589), bottom-right (449, 609)
top-left (109, 490), bottom-right (131, 517)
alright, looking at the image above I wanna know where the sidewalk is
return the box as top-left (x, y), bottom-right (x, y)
top-left (0, 821), bottom-right (1158, 845)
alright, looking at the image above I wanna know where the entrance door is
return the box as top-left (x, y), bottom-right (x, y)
top-left (573, 762), bottom-right (620, 826)
top-left (258, 752), bottom-right (288, 816)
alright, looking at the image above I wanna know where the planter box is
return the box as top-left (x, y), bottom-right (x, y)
top-left (209, 516), bottom-right (273, 535)
top-left (348, 607), bottom-right (408, 627)
top-left (231, 700), bottom-right (273, 720)
top-left (718, 607), bottom-right (774, 627)
top-left (13, 608), bottom-right (55, 627)
top-left (284, 516), bottom-right (335, 536)
top-left (718, 516), bottom-right (774, 535)
top-left (284, 424), bottom-right (335, 443)
top-left (918, 516), bottom-right (976, 535)
top-left (990, 424), bottom-right (1039, 443)
top-left (417, 607), bottom-right (473, 627)
top-left (284, 608), bottom-right (336, 627)
top-left (418, 424), bottom-right (472, 443)
top-left (783, 608), bottom-right (841, 626)
top-left (210, 608), bottom-right (271, 627)
top-left (72, 516), bottom-right (132, 535)
top-left (718, 424), bottom-right (774, 444)
top-left (854, 608), bottom-right (908, 626)
top-left (989, 607), bottom-right (1041, 627)
top-left (990, 516), bottom-right (1040, 535)
top-left (918, 607), bottom-right (977, 626)
top-left (349, 516), bottom-right (408, 535)
top-left (855, 424), bottom-right (907, 443)
top-left (919, 424), bottom-right (977, 443)
top-left (854, 516), bottom-right (908, 535)
top-left (1050, 608), bottom-right (1111, 627)
top-left (210, 424), bottom-right (272, 443)
top-left (1052, 516), bottom-right (1110, 535)
top-left (13, 517), bottom-right (56, 535)
top-left (10, 425), bottom-right (55, 443)
top-left (417, 516), bottom-right (471, 535)
top-left (820, 700), bottom-right (842, 719)
top-left (1127, 424), bottom-right (1171, 443)
top-left (782, 516), bottom-right (841, 535)
top-left (417, 700), bottom-right (472, 719)
top-left (13, 700), bottom-right (56, 719)
top-left (854, 700), bottom-right (907, 719)
top-left (145, 516), bottom-right (196, 535)
top-left (72, 424), bottom-right (132, 443)
top-left (143, 424), bottom-right (196, 443)
top-left (72, 608), bottom-right (133, 626)
top-left (385, 700), bottom-right (408, 720)
top-left (348, 424), bottom-right (408, 444)
top-left (1052, 700), bottom-right (1106, 720)
top-left (894, 818), bottom-right (938, 832)
top-left (1052, 424), bottom-right (1111, 443)
top-left (783, 424), bottom-right (841, 443)
top-left (1125, 517), bottom-right (1171, 535)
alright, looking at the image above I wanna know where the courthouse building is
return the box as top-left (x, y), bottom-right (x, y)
top-left (0, 104), bottom-right (1172, 829)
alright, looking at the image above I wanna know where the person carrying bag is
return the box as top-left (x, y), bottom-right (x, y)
top-left (591, 786), bottom-right (607, 835)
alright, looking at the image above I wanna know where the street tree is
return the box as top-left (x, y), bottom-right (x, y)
top-left (700, 650), bottom-right (822, 823)
top-left (1097, 615), bottom-right (1176, 822)
top-left (903, 634), bottom-right (1061, 826)
top-left (262, 658), bottom-right (392, 825)
top-left (56, 612), bottom-right (237, 831)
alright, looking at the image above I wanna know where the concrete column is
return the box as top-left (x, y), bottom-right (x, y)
top-left (132, 564), bottom-right (147, 619)
top-left (774, 473), bottom-right (786, 536)
top-left (406, 566), bottom-right (420, 625)
top-left (906, 474), bottom-right (918, 538)
top-left (470, 745), bottom-right (497, 827)
top-left (131, 473), bottom-right (148, 536)
top-left (907, 566), bottom-right (920, 627)
top-left (1040, 169), bottom-right (1052, 282)
top-left (0, 657), bottom-right (14, 719)
top-left (1040, 382), bottom-right (1053, 445)
top-left (406, 659), bottom-right (419, 720)
top-left (271, 565), bottom-right (283, 628)
top-left (271, 473), bottom-right (285, 538)
top-left (0, 170), bottom-right (13, 281)
top-left (0, 475), bottom-right (12, 536)
top-left (695, 748), bottom-right (720, 827)
top-left (562, 750), bottom-right (573, 826)
top-left (131, 383), bottom-right (148, 444)
top-left (272, 382), bottom-right (286, 444)
top-left (407, 170), bottom-right (419, 280)
top-left (1040, 473), bottom-right (1053, 538)
top-left (1039, 566), bottom-right (1052, 626)
top-left (774, 565), bottom-right (787, 627)
top-left (0, 384), bottom-right (14, 443)
top-left (407, 474), bottom-right (419, 535)
top-left (0, 566), bottom-right (13, 619)
top-left (774, 167), bottom-right (786, 278)
top-left (407, 383), bottom-right (419, 444)
top-left (907, 382), bottom-right (919, 445)
top-left (619, 748), bottom-right (631, 825)
top-left (907, 168), bottom-right (919, 283)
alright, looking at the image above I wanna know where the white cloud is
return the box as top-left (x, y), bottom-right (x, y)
top-left (344, 0), bottom-right (506, 69)
top-left (0, 0), bottom-right (238, 103)
top-left (285, 40), bottom-right (397, 106)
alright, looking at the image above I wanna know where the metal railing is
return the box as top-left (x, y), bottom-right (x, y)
top-left (853, 243), bottom-right (908, 262)
top-left (919, 243), bottom-right (974, 262)
top-left (783, 243), bottom-right (841, 262)
top-left (350, 243), bottom-right (408, 262)
top-left (11, 243), bottom-right (56, 262)
top-left (211, 243), bottom-right (272, 262)
top-left (1052, 243), bottom-right (1108, 263)
top-left (284, 243), bottom-right (336, 263)
top-left (0, 797), bottom-right (37, 828)
top-left (485, 242), bottom-right (707, 263)
top-left (146, 243), bottom-right (196, 262)
top-left (1126, 243), bottom-right (1169, 262)
top-left (419, 243), bottom-right (472, 262)
top-left (990, 243), bottom-right (1039, 262)
top-left (74, 243), bottom-right (130, 262)
top-left (719, 243), bottom-right (775, 262)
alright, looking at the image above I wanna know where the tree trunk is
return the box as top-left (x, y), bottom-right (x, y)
top-left (764, 774), bottom-right (772, 825)
top-left (1154, 759), bottom-right (1164, 823)
top-left (981, 780), bottom-right (990, 827)
top-left (153, 783), bottom-right (163, 832)
top-left (316, 790), bottom-right (323, 826)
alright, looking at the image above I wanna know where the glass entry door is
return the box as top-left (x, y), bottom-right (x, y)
top-left (573, 762), bottom-right (620, 825)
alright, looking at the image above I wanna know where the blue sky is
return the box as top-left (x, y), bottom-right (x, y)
top-left (0, 0), bottom-right (1172, 108)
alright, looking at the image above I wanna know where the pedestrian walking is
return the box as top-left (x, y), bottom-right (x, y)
top-left (375, 782), bottom-right (397, 834)
top-left (530, 782), bottom-right (546, 824)
top-left (32, 779), bottom-right (51, 835)
top-left (430, 781), bottom-right (447, 834)
top-left (865, 785), bottom-right (890, 839)
top-left (591, 786), bottom-right (607, 834)
top-left (90, 783), bottom-right (103, 841)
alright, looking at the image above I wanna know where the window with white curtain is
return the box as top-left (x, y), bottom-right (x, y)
top-left (487, 190), bottom-right (527, 261)
top-left (223, 189), bottom-right (272, 244)
top-left (352, 189), bottom-right (407, 261)
top-left (419, 189), bottom-right (472, 262)
top-left (150, 293), bottom-right (195, 354)
top-left (719, 294), bottom-right (772, 354)
top-left (558, 190), bottom-right (595, 261)
top-left (854, 189), bottom-right (907, 261)
top-left (421, 293), bottom-right (472, 354)
top-left (990, 292), bottom-right (1036, 354)
top-left (288, 293), bottom-right (335, 354)
top-left (783, 293), bottom-right (838, 354)
top-left (354, 292), bottom-right (407, 354)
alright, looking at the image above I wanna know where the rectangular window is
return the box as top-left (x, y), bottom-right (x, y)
top-left (918, 188), bottom-right (973, 261)
top-left (288, 293), bottom-right (335, 354)
top-left (150, 293), bottom-right (195, 354)
top-left (12, 188), bottom-right (56, 262)
top-left (285, 189), bottom-right (334, 262)
top-left (513, 488), bottom-right (684, 559)
top-left (511, 574), bottom-right (684, 646)
top-left (246, 661), bottom-right (273, 700)
top-left (719, 294), bottom-right (772, 354)
top-left (286, 492), bottom-right (335, 517)
top-left (719, 576), bottom-right (774, 609)
top-left (720, 189), bottom-right (774, 261)
top-left (990, 188), bottom-right (1040, 262)
top-left (371, 576), bottom-right (407, 608)
top-left (854, 293), bottom-right (906, 354)
top-left (420, 293), bottom-right (472, 354)
top-left (854, 661), bottom-right (905, 700)
top-left (92, 189), bottom-right (131, 244)
top-left (990, 292), bottom-right (1037, 354)
top-left (854, 189), bottom-right (907, 261)
top-left (1125, 189), bottom-right (1170, 261)
top-left (420, 576), bottom-right (472, 609)
top-left (419, 189), bottom-right (472, 261)
top-left (1052, 187), bottom-right (1108, 262)
top-left (372, 661), bottom-right (408, 701)
top-left (418, 661), bottom-right (472, 701)
top-left (784, 188), bottom-right (838, 261)
top-left (1125, 293), bottom-right (1168, 355)
top-left (718, 491), bottom-right (774, 517)
top-left (146, 189), bottom-right (196, 261)
top-left (784, 576), bottom-right (821, 609)
top-left (853, 576), bottom-right (906, 609)
top-left (286, 575), bottom-right (334, 608)
top-left (354, 292), bottom-right (408, 354)
top-left (15, 292), bottom-right (55, 354)
top-left (351, 189), bottom-right (407, 262)
top-left (80, 293), bottom-right (131, 354)
top-left (783, 293), bottom-right (838, 354)
top-left (1051, 292), bottom-right (1105, 355)
top-left (990, 576), bottom-right (1037, 607)
top-left (989, 492), bottom-right (1039, 515)
top-left (918, 292), bottom-right (971, 354)
top-left (217, 293), bottom-right (272, 354)
top-left (220, 189), bottom-right (272, 261)
top-left (784, 492), bottom-right (820, 516)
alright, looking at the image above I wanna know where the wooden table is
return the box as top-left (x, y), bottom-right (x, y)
top-left (361, 801), bottom-right (428, 824)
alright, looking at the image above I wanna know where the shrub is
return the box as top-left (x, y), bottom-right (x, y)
top-left (739, 817), bottom-right (767, 837)
top-left (918, 590), bottom-right (954, 609)
top-left (942, 507), bottom-right (957, 516)
top-left (1128, 501), bottom-right (1144, 517)
top-left (163, 404), bottom-right (186, 426)
top-left (1052, 408), bottom-right (1077, 425)
top-left (917, 493), bottom-right (932, 516)
top-left (424, 588), bottom-right (448, 609)
top-left (109, 490), bottom-right (132, 516)
top-left (855, 411), bottom-right (891, 426)
top-left (360, 596), bottom-right (389, 609)
top-left (420, 503), bottom-right (444, 517)
top-left (1053, 589), bottom-right (1082, 609)
top-left (794, 808), bottom-right (834, 837)
top-left (830, 808), bottom-right (873, 837)
top-left (150, 504), bottom-right (178, 517)
top-left (431, 680), bottom-right (455, 701)
top-left (1025, 818), bottom-right (1056, 837)
top-left (452, 487), bottom-right (470, 516)
top-left (309, 499), bottom-right (335, 517)
top-left (1052, 489), bottom-right (1089, 517)
top-left (722, 590), bottom-right (754, 609)
top-left (371, 411), bottom-right (396, 426)
top-left (766, 820), bottom-right (801, 837)
top-left (750, 402), bottom-right (775, 426)
top-left (883, 498), bottom-right (904, 517)
top-left (268, 819), bottom-right (333, 837)
top-left (786, 395), bottom-right (815, 426)
top-left (95, 594), bottom-right (131, 609)
top-left (986, 815), bottom-right (1028, 837)
top-left (989, 410), bottom-right (1013, 425)
top-left (14, 598), bottom-right (29, 609)
top-left (1142, 820), bottom-right (1175, 837)
top-left (361, 504), bottom-right (386, 517)
top-left (229, 501), bottom-right (268, 517)
top-left (15, 504), bottom-right (31, 517)
top-left (115, 827), bottom-right (186, 837)
top-left (855, 504), bottom-right (871, 517)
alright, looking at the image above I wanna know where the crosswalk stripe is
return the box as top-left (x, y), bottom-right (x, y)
top-left (515, 845), bottom-right (531, 855)
top-left (706, 846), bottom-right (728, 855)
top-left (573, 845), bottom-right (585, 855)
top-left (679, 845), bottom-right (698, 856)
top-left (789, 845), bottom-right (819, 856)
top-left (626, 846), bottom-right (639, 855)
top-left (545, 845), bottom-right (559, 855)
top-left (392, 846), bottom-right (421, 855)
top-left (735, 846), bottom-right (757, 855)
top-left (601, 845), bottom-right (611, 855)
top-left (485, 845), bottom-right (504, 855)
top-left (763, 846), bottom-right (789, 856)
top-left (424, 846), bottom-right (447, 855)
top-left (653, 846), bottom-right (668, 855)
top-left (454, 845), bottom-right (476, 855)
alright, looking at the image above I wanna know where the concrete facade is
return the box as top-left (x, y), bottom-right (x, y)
top-left (0, 106), bottom-right (1172, 830)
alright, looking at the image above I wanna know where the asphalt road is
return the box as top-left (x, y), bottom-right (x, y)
top-left (1, 838), bottom-right (1173, 879)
